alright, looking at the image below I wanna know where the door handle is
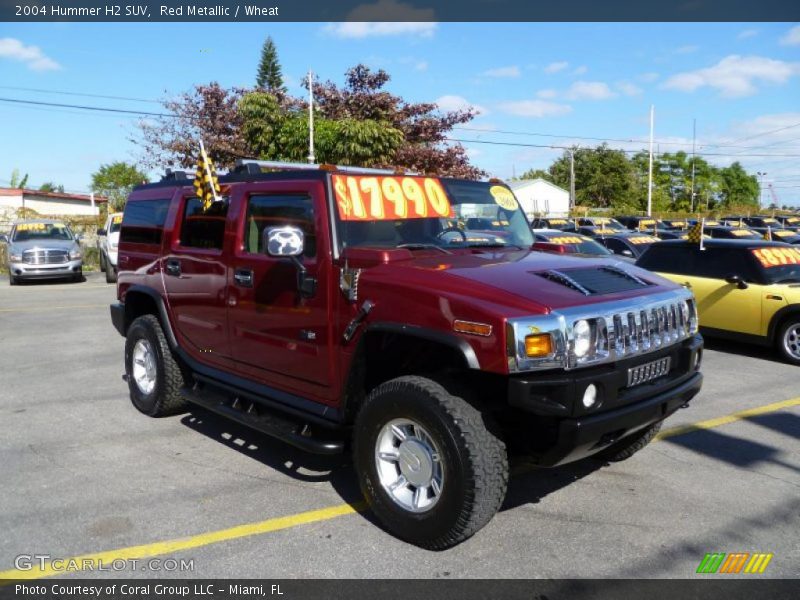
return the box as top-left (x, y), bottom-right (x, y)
top-left (165, 259), bottom-right (181, 277)
top-left (234, 268), bottom-right (254, 287)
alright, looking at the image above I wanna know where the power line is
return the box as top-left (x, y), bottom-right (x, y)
top-left (724, 121), bottom-right (800, 146)
top-left (0, 85), bottom-right (161, 104)
top-left (0, 97), bottom-right (173, 118)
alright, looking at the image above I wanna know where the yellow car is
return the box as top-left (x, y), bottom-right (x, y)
top-left (637, 239), bottom-right (800, 365)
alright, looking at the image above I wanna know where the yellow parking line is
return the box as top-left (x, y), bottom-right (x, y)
top-left (655, 396), bottom-right (800, 440)
top-left (2, 396), bottom-right (798, 581)
top-left (0, 304), bottom-right (107, 313)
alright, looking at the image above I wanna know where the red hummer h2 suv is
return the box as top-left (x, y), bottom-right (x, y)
top-left (110, 161), bottom-right (703, 549)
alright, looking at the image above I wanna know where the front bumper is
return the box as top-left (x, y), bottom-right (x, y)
top-left (8, 259), bottom-right (83, 280)
top-left (506, 334), bottom-right (703, 466)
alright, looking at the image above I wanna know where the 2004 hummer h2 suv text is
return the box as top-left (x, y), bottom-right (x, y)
top-left (110, 160), bottom-right (703, 549)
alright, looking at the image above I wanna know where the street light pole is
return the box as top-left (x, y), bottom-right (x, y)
top-left (757, 171), bottom-right (767, 210)
top-left (568, 147), bottom-right (576, 212)
top-left (647, 105), bottom-right (654, 217)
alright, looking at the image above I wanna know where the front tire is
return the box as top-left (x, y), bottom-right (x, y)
top-left (106, 264), bottom-right (117, 283)
top-left (125, 314), bottom-right (189, 417)
top-left (8, 272), bottom-right (17, 286)
top-left (353, 376), bottom-right (508, 550)
top-left (595, 421), bottom-right (662, 462)
top-left (777, 318), bottom-right (800, 366)
top-left (99, 251), bottom-right (107, 272)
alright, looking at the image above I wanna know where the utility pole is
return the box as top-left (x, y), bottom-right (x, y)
top-left (569, 147), bottom-right (576, 212)
top-left (307, 69), bottom-right (315, 164)
top-left (757, 171), bottom-right (767, 209)
top-left (690, 118), bottom-right (696, 213)
top-left (647, 105), bottom-right (654, 217)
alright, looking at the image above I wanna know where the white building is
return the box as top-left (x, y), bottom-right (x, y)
top-left (0, 188), bottom-right (107, 216)
top-left (509, 178), bottom-right (569, 218)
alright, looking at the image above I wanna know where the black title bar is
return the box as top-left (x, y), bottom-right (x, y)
top-left (2, 0), bottom-right (799, 22)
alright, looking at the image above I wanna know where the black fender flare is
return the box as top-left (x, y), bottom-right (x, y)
top-left (121, 285), bottom-right (179, 349)
top-left (767, 305), bottom-right (800, 343)
top-left (364, 321), bottom-right (480, 370)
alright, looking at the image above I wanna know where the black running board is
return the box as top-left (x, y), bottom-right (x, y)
top-left (180, 385), bottom-right (345, 455)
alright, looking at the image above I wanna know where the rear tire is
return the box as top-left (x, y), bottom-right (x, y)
top-left (595, 421), bottom-right (662, 462)
top-left (8, 272), bottom-right (17, 286)
top-left (106, 265), bottom-right (117, 283)
top-left (777, 318), bottom-right (800, 366)
top-left (353, 376), bottom-right (508, 550)
top-left (99, 251), bottom-right (107, 272)
top-left (125, 314), bottom-right (189, 417)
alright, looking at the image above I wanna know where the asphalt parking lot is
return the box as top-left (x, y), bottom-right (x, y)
top-left (0, 273), bottom-right (798, 579)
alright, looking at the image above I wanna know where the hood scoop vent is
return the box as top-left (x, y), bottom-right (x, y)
top-left (538, 266), bottom-right (652, 296)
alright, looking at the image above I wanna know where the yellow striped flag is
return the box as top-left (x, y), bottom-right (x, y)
top-left (763, 227), bottom-right (773, 241)
top-left (688, 218), bottom-right (705, 250)
top-left (194, 140), bottom-right (221, 211)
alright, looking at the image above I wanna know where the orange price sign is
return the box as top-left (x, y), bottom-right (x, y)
top-left (550, 236), bottom-right (584, 244)
top-left (752, 247), bottom-right (800, 268)
top-left (333, 175), bottom-right (451, 221)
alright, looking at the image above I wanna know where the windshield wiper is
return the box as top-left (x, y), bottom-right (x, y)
top-left (397, 243), bottom-right (452, 255)
top-left (464, 242), bottom-right (521, 249)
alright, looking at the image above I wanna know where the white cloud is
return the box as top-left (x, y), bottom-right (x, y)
top-left (572, 65), bottom-right (588, 75)
top-left (0, 37), bottom-right (60, 71)
top-left (737, 28), bottom-right (759, 40)
top-left (482, 65), bottom-right (521, 78)
top-left (544, 61), bottom-right (569, 74)
top-left (498, 99), bottom-right (572, 118)
top-left (435, 95), bottom-right (487, 115)
top-left (616, 81), bottom-right (643, 96)
top-left (564, 81), bottom-right (617, 101)
top-left (536, 89), bottom-right (558, 99)
top-left (662, 55), bottom-right (800, 97)
top-left (414, 60), bottom-right (428, 71)
top-left (639, 72), bottom-right (660, 83)
top-left (324, 1), bottom-right (436, 39)
top-left (780, 25), bottom-right (800, 46)
top-left (674, 44), bottom-right (699, 55)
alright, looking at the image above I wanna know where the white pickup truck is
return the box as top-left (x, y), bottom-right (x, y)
top-left (96, 212), bottom-right (122, 283)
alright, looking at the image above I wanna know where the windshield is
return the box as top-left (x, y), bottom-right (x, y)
top-left (332, 176), bottom-right (534, 251)
top-left (752, 247), bottom-right (800, 283)
top-left (12, 222), bottom-right (73, 242)
top-left (537, 234), bottom-right (610, 256)
top-left (109, 215), bottom-right (122, 234)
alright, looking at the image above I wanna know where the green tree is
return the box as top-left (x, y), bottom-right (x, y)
top-left (256, 36), bottom-right (286, 94)
top-left (517, 168), bottom-right (552, 182)
top-left (718, 162), bottom-right (759, 207)
top-left (91, 162), bottom-right (149, 211)
top-left (548, 145), bottom-right (636, 208)
top-left (238, 91), bottom-right (403, 166)
top-left (39, 182), bottom-right (65, 193)
top-left (9, 169), bottom-right (29, 189)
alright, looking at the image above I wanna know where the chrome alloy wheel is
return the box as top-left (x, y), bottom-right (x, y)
top-left (375, 418), bottom-right (444, 513)
top-left (783, 323), bottom-right (800, 360)
top-left (132, 339), bottom-right (157, 395)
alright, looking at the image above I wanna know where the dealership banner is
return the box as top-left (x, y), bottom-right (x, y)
top-left (0, 579), bottom-right (798, 600)
top-left (2, 0), bottom-right (799, 22)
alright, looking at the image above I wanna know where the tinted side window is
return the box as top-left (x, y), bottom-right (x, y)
top-left (693, 248), bottom-right (759, 282)
top-left (604, 239), bottom-right (627, 254)
top-left (244, 195), bottom-right (316, 258)
top-left (120, 199), bottom-right (170, 245)
top-left (179, 198), bottom-right (228, 250)
top-left (636, 246), bottom-right (697, 275)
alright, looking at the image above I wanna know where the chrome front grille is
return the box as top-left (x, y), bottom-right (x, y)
top-left (627, 356), bottom-right (672, 387)
top-left (21, 249), bottom-right (69, 265)
top-left (602, 300), bottom-right (689, 360)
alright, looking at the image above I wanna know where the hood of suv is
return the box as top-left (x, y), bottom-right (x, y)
top-left (358, 248), bottom-right (679, 315)
top-left (9, 239), bottom-right (78, 252)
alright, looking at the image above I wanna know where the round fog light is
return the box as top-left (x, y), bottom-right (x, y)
top-left (582, 384), bottom-right (598, 408)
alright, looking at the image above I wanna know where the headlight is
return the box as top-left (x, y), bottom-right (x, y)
top-left (573, 319), bottom-right (593, 358)
top-left (69, 249), bottom-right (82, 260)
top-left (9, 251), bottom-right (22, 262)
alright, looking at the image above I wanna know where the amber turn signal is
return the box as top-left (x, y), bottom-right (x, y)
top-left (453, 320), bottom-right (493, 337)
top-left (525, 333), bottom-right (553, 357)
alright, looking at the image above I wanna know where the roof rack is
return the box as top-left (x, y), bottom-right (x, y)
top-left (160, 168), bottom-right (194, 182)
top-left (234, 159), bottom-right (409, 176)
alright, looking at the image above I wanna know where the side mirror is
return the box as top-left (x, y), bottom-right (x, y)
top-left (97, 228), bottom-right (107, 236)
top-left (264, 226), bottom-right (304, 258)
top-left (0, 234), bottom-right (7, 244)
top-left (725, 274), bottom-right (749, 290)
top-left (263, 226), bottom-right (316, 298)
top-left (621, 249), bottom-right (634, 257)
top-left (74, 233), bottom-right (84, 242)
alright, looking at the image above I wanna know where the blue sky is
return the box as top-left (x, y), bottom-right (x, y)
top-left (1, 21), bottom-right (799, 204)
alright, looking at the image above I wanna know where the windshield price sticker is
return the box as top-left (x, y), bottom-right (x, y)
top-left (333, 175), bottom-right (451, 221)
top-left (112, 215), bottom-right (123, 224)
top-left (732, 229), bottom-right (754, 237)
top-left (489, 186), bottom-right (518, 211)
top-left (752, 247), bottom-right (800, 268)
top-left (640, 219), bottom-right (656, 227)
top-left (16, 223), bottom-right (46, 231)
top-left (549, 219), bottom-right (568, 225)
top-left (629, 236), bottom-right (658, 245)
top-left (550, 236), bottom-right (584, 244)
top-left (773, 230), bottom-right (794, 238)
top-left (594, 228), bottom-right (617, 235)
